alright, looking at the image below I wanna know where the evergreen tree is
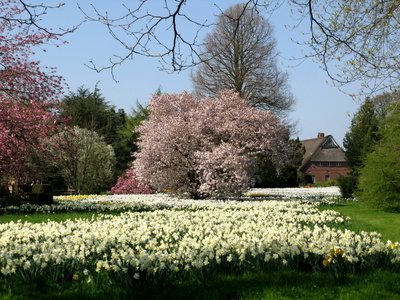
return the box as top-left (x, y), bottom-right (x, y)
top-left (344, 91), bottom-right (399, 174)
top-left (60, 86), bottom-right (130, 175)
top-left (343, 98), bottom-right (381, 174)
top-left (358, 101), bottom-right (400, 211)
top-left (276, 138), bottom-right (305, 187)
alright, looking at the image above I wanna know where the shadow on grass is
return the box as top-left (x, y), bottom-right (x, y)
top-left (3, 269), bottom-right (400, 300)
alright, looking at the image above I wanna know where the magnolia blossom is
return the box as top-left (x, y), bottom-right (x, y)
top-left (134, 90), bottom-right (290, 198)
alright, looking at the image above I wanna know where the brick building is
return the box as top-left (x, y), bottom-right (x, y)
top-left (300, 133), bottom-right (350, 183)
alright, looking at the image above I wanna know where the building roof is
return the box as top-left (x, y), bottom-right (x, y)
top-left (299, 133), bottom-right (347, 171)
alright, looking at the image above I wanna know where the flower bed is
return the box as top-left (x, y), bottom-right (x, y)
top-left (0, 188), bottom-right (399, 286)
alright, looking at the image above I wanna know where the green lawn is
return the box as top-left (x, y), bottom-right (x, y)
top-left (320, 201), bottom-right (400, 243)
top-left (2, 269), bottom-right (400, 299)
top-left (0, 211), bottom-right (120, 224)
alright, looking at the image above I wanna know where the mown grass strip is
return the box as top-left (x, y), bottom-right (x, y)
top-left (320, 201), bottom-right (400, 243)
top-left (2, 269), bottom-right (400, 300)
top-left (0, 211), bottom-right (120, 224)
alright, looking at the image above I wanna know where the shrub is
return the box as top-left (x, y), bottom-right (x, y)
top-left (337, 176), bottom-right (358, 198)
top-left (108, 169), bottom-right (153, 194)
top-left (312, 180), bottom-right (339, 187)
top-left (0, 184), bottom-right (53, 207)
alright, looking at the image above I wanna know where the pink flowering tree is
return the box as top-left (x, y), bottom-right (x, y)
top-left (134, 90), bottom-right (290, 199)
top-left (109, 168), bottom-right (153, 194)
top-left (0, 1), bottom-right (64, 180)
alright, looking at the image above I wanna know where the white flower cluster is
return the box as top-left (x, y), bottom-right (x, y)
top-left (245, 186), bottom-right (342, 199)
top-left (2, 187), bottom-right (341, 215)
top-left (0, 193), bottom-right (399, 282)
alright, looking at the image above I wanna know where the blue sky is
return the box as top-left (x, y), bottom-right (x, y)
top-left (34, 1), bottom-right (361, 147)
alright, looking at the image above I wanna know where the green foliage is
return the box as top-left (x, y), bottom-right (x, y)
top-left (276, 164), bottom-right (298, 187)
top-left (0, 184), bottom-right (8, 197)
top-left (358, 101), bottom-right (400, 211)
top-left (344, 92), bottom-right (399, 176)
top-left (118, 100), bottom-right (150, 162)
top-left (60, 86), bottom-right (125, 144)
top-left (312, 180), bottom-right (339, 187)
top-left (32, 184), bottom-right (52, 194)
top-left (0, 184), bottom-right (53, 207)
top-left (52, 127), bottom-right (117, 195)
top-left (254, 155), bottom-right (277, 188)
top-left (255, 137), bottom-right (305, 188)
top-left (276, 137), bottom-right (305, 187)
top-left (0, 185), bottom-right (22, 208)
top-left (343, 98), bottom-right (382, 174)
top-left (337, 176), bottom-right (358, 198)
top-left (59, 86), bottom-right (130, 176)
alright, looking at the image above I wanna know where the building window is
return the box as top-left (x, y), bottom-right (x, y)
top-left (317, 162), bottom-right (323, 167)
top-left (312, 175), bottom-right (315, 183)
top-left (336, 162), bottom-right (342, 167)
top-left (325, 175), bottom-right (330, 181)
top-left (322, 136), bottom-right (337, 147)
top-left (328, 162), bottom-right (333, 167)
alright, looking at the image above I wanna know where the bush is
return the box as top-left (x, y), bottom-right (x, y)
top-left (312, 180), bottom-right (339, 187)
top-left (337, 176), bottom-right (358, 198)
top-left (32, 184), bottom-right (52, 194)
top-left (109, 169), bottom-right (153, 194)
top-left (25, 193), bottom-right (53, 205)
top-left (0, 184), bottom-right (53, 207)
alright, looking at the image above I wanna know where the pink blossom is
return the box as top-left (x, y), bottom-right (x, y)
top-left (109, 169), bottom-right (153, 195)
top-left (0, 0), bottom-right (65, 179)
top-left (134, 90), bottom-right (290, 199)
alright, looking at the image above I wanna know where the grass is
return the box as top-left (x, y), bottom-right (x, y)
top-left (1, 269), bottom-right (400, 299)
top-left (320, 201), bottom-right (400, 242)
top-left (0, 211), bottom-right (120, 224)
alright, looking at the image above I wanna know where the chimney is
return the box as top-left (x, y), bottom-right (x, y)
top-left (317, 132), bottom-right (325, 138)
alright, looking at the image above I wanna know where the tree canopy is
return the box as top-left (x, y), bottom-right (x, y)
top-left (191, 3), bottom-right (294, 116)
top-left (51, 126), bottom-right (116, 195)
top-left (59, 86), bottom-right (130, 175)
top-left (134, 90), bottom-right (290, 199)
top-left (0, 0), bottom-right (64, 179)
top-left (344, 91), bottom-right (400, 173)
top-left (358, 100), bottom-right (400, 211)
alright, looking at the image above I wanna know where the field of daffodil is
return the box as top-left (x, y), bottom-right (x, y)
top-left (0, 187), bottom-right (399, 287)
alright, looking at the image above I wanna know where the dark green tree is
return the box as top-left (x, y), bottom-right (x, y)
top-left (276, 138), bottom-right (305, 187)
top-left (60, 86), bottom-right (126, 144)
top-left (118, 100), bottom-right (150, 163)
top-left (254, 155), bottom-right (277, 188)
top-left (343, 98), bottom-right (381, 174)
top-left (255, 137), bottom-right (304, 188)
top-left (59, 86), bottom-right (130, 175)
top-left (358, 101), bottom-right (400, 211)
top-left (343, 91), bottom-right (399, 174)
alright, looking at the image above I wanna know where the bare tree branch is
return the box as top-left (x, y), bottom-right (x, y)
top-left (0, 1), bottom-right (83, 36)
top-left (191, 4), bottom-right (294, 118)
top-left (16, 0), bottom-right (396, 96)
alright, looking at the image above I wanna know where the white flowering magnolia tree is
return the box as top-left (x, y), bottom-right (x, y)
top-left (134, 90), bottom-right (289, 199)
